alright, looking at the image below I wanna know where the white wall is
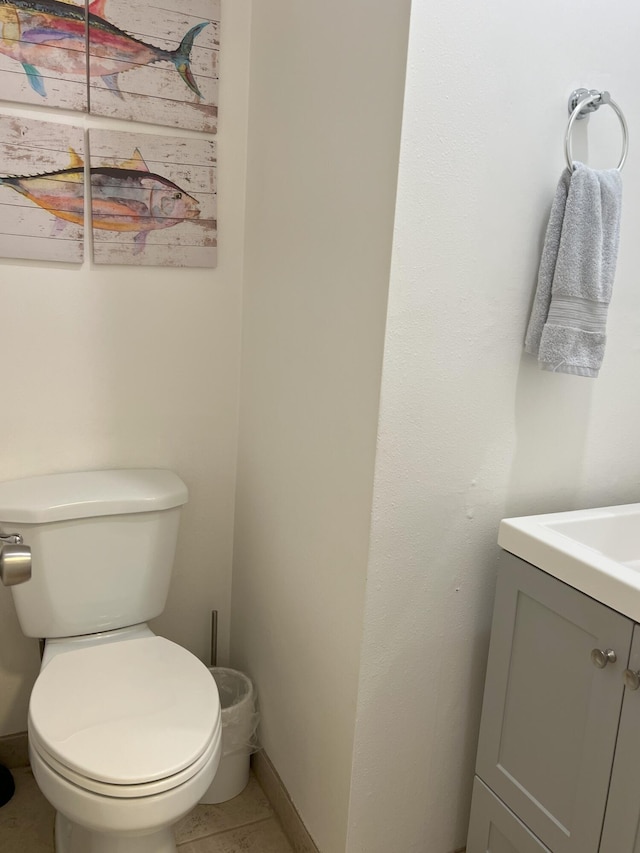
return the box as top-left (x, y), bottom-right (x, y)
top-left (346, 1), bottom-right (640, 851)
top-left (230, 3), bottom-right (410, 852)
top-left (0, 0), bottom-right (251, 736)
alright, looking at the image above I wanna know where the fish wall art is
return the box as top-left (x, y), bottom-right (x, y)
top-left (89, 128), bottom-right (216, 266)
top-left (0, 115), bottom-right (84, 263)
top-left (0, 0), bottom-right (219, 131)
top-left (0, 0), bottom-right (87, 111)
top-left (88, 0), bottom-right (219, 132)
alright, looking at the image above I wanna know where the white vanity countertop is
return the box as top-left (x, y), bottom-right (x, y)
top-left (499, 503), bottom-right (640, 622)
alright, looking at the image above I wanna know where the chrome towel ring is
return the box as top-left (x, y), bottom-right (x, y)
top-left (565, 88), bottom-right (629, 171)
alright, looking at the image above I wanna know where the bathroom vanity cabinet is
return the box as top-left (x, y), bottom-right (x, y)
top-left (467, 551), bottom-right (640, 853)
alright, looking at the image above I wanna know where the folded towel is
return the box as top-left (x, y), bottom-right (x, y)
top-left (524, 162), bottom-right (622, 377)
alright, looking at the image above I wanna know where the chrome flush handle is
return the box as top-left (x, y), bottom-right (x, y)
top-left (0, 533), bottom-right (31, 586)
top-left (591, 648), bottom-right (617, 668)
top-left (0, 533), bottom-right (22, 545)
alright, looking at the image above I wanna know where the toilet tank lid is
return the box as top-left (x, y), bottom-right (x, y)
top-left (0, 469), bottom-right (188, 524)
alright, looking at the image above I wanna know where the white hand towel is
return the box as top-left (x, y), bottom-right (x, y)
top-left (524, 162), bottom-right (622, 377)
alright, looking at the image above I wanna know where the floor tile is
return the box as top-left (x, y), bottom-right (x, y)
top-left (0, 768), bottom-right (290, 853)
top-left (178, 818), bottom-right (294, 853)
top-left (175, 775), bottom-right (274, 844)
top-left (0, 733), bottom-right (29, 769)
top-left (0, 766), bottom-right (54, 853)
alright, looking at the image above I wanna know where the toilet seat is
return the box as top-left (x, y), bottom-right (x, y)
top-left (29, 725), bottom-right (221, 798)
top-left (29, 636), bottom-right (221, 794)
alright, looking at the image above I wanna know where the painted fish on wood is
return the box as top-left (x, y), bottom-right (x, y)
top-left (0, 148), bottom-right (85, 226)
top-left (89, 128), bottom-right (216, 267)
top-left (90, 148), bottom-right (201, 252)
top-left (0, 0), bottom-right (208, 99)
top-left (0, 147), bottom-right (200, 253)
top-left (0, 115), bottom-right (85, 262)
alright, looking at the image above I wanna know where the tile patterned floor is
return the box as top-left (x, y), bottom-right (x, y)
top-left (0, 767), bottom-right (294, 853)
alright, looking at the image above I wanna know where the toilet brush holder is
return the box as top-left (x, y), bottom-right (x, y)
top-left (0, 764), bottom-right (15, 807)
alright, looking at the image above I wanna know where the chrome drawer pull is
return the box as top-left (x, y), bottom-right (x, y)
top-left (591, 648), bottom-right (617, 668)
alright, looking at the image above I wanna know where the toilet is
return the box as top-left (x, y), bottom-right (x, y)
top-left (0, 469), bottom-right (222, 853)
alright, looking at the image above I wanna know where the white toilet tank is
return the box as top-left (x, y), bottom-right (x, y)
top-left (0, 469), bottom-right (188, 638)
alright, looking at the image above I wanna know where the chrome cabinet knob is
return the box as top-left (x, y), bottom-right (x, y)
top-left (0, 535), bottom-right (31, 586)
top-left (624, 669), bottom-right (640, 691)
top-left (591, 648), bottom-right (617, 668)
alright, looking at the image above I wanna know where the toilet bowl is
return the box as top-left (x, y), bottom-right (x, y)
top-left (28, 628), bottom-right (222, 853)
top-left (0, 469), bottom-right (222, 853)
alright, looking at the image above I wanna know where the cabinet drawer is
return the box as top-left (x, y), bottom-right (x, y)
top-left (467, 777), bottom-right (551, 853)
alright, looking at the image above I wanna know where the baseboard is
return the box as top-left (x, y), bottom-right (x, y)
top-left (251, 751), bottom-right (320, 853)
top-left (0, 731), bottom-right (28, 769)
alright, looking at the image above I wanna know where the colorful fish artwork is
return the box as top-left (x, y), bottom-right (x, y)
top-left (0, 0), bottom-right (219, 130)
top-left (0, 119), bottom-right (216, 267)
top-left (90, 148), bottom-right (201, 252)
top-left (0, 150), bottom-right (84, 225)
top-left (89, 0), bottom-right (219, 131)
top-left (87, 0), bottom-right (208, 96)
top-left (0, 115), bottom-right (84, 263)
top-left (89, 128), bottom-right (216, 267)
top-left (0, 0), bottom-right (87, 110)
top-left (1, 148), bottom-right (201, 251)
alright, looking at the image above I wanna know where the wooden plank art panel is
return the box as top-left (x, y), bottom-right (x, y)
top-left (0, 115), bottom-right (84, 263)
top-left (88, 0), bottom-right (219, 132)
top-left (89, 128), bottom-right (216, 267)
top-left (0, 0), bottom-right (87, 111)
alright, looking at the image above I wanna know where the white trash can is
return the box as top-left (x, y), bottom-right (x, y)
top-left (200, 667), bottom-right (259, 804)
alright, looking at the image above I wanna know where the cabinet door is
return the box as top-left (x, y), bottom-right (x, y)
top-left (476, 553), bottom-right (633, 853)
top-left (600, 624), bottom-right (640, 852)
top-left (467, 776), bottom-right (552, 853)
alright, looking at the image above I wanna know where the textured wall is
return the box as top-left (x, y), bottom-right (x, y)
top-left (0, 0), bottom-right (251, 736)
top-left (346, 1), bottom-right (640, 851)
